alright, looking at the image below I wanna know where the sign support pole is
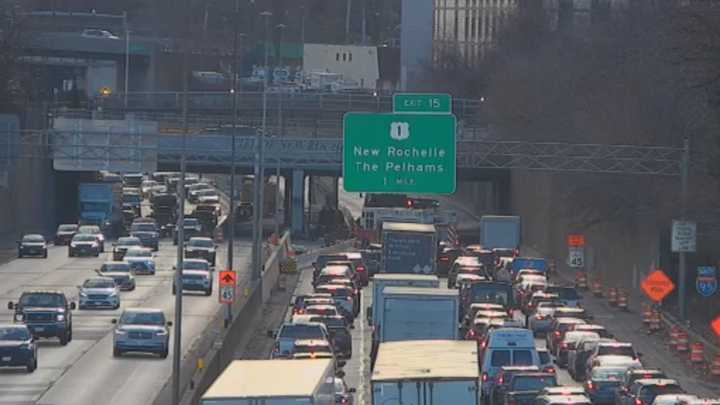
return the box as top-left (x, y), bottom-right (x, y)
top-left (679, 137), bottom-right (689, 321)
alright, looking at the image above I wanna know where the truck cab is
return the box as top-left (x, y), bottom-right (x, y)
top-left (8, 290), bottom-right (75, 345)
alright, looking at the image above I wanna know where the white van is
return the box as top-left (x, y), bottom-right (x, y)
top-left (480, 328), bottom-right (540, 399)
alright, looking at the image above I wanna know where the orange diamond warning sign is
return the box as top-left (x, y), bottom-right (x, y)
top-left (711, 316), bottom-right (720, 337)
top-left (641, 270), bottom-right (676, 302)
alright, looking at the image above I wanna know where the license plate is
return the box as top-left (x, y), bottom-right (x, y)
top-left (1, 356), bottom-right (10, 361)
top-left (34, 327), bottom-right (45, 332)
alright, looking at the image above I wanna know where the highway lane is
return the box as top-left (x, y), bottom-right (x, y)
top-left (0, 236), bottom-right (254, 405)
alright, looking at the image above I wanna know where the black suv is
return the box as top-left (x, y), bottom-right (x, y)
top-left (8, 291), bottom-right (75, 345)
top-left (184, 237), bottom-right (217, 266)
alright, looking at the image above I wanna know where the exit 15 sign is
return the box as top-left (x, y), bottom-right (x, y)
top-left (343, 112), bottom-right (456, 194)
top-left (393, 93), bottom-right (452, 114)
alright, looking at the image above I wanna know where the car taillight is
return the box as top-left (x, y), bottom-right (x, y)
top-left (536, 315), bottom-right (545, 320)
top-left (554, 331), bottom-right (561, 337)
top-left (513, 248), bottom-right (520, 257)
top-left (357, 265), bottom-right (366, 272)
top-left (346, 296), bottom-right (352, 301)
top-left (341, 399), bottom-right (348, 404)
top-left (272, 342), bottom-right (280, 353)
top-left (498, 376), bottom-right (504, 384)
top-left (481, 340), bottom-right (487, 348)
top-left (467, 329), bottom-right (476, 338)
top-left (635, 400), bottom-right (643, 405)
top-left (440, 257), bottom-right (449, 262)
top-left (482, 372), bottom-right (489, 382)
top-left (544, 367), bottom-right (555, 373)
top-left (586, 381), bottom-right (594, 391)
top-left (561, 342), bottom-right (568, 349)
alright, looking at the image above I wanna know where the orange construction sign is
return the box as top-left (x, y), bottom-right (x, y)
top-left (219, 270), bottom-right (236, 287)
top-left (567, 234), bottom-right (585, 247)
top-left (641, 270), bottom-right (676, 302)
top-left (712, 316), bottom-right (720, 337)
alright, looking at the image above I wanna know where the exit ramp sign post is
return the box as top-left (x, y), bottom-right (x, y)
top-left (393, 93), bottom-right (452, 114)
top-left (343, 112), bottom-right (456, 194)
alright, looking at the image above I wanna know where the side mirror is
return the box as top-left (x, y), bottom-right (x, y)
top-left (348, 388), bottom-right (357, 393)
top-left (111, 319), bottom-right (117, 324)
top-left (336, 370), bottom-right (346, 378)
top-left (77, 285), bottom-right (82, 289)
top-left (69, 302), bottom-right (76, 310)
top-left (167, 321), bottom-right (173, 327)
top-left (289, 302), bottom-right (295, 308)
top-left (266, 330), bottom-right (277, 339)
top-left (172, 266), bottom-right (176, 270)
top-left (636, 352), bottom-right (643, 357)
top-left (337, 360), bottom-right (347, 368)
top-left (7, 302), bottom-right (14, 310)
top-left (312, 262), bottom-right (317, 268)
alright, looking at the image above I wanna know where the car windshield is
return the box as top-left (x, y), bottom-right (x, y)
top-left (126, 249), bottom-right (151, 258)
top-left (58, 225), bottom-right (77, 232)
top-left (334, 379), bottom-right (346, 394)
top-left (592, 368), bottom-right (626, 381)
top-left (539, 351), bottom-right (551, 364)
top-left (598, 345), bottom-right (635, 357)
top-left (23, 235), bottom-right (44, 242)
top-left (102, 263), bottom-right (130, 273)
top-left (315, 317), bottom-right (345, 329)
top-left (512, 376), bottom-right (557, 391)
top-left (19, 293), bottom-right (64, 307)
top-left (189, 239), bottom-right (213, 248)
top-left (183, 219), bottom-right (200, 226)
top-left (74, 234), bottom-right (97, 242)
top-left (131, 224), bottom-right (156, 232)
top-left (123, 194), bottom-right (142, 203)
top-left (118, 238), bottom-right (141, 246)
top-left (78, 226), bottom-right (100, 234)
top-left (279, 324), bottom-right (323, 339)
top-left (196, 189), bottom-right (216, 196)
top-left (472, 289), bottom-right (510, 306)
top-left (120, 311), bottom-right (165, 326)
top-left (641, 386), bottom-right (684, 401)
top-left (0, 327), bottom-right (30, 341)
top-left (84, 279), bottom-right (115, 288)
top-left (183, 261), bottom-right (209, 270)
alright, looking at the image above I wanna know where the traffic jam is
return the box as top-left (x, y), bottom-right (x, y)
top-left (0, 172), bottom-right (221, 369)
top-left (200, 207), bottom-right (720, 405)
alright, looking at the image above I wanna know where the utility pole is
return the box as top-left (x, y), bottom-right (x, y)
top-left (345, 0), bottom-right (353, 44)
top-left (172, 2), bottom-right (190, 402)
top-left (678, 137), bottom-right (690, 320)
top-left (226, 0), bottom-right (240, 328)
top-left (300, 2), bottom-right (306, 46)
top-left (253, 10), bottom-right (272, 281)
top-left (274, 23), bottom-right (286, 238)
top-left (123, 11), bottom-right (129, 109)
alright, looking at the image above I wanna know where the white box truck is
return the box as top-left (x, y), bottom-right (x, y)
top-left (479, 215), bottom-right (521, 250)
top-left (372, 340), bottom-right (480, 405)
top-left (368, 273), bottom-right (440, 326)
top-left (381, 222), bottom-right (438, 274)
top-left (199, 359), bottom-right (336, 405)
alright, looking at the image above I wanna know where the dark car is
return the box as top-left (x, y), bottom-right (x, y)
top-left (8, 290), bottom-right (75, 345)
top-left (0, 325), bottom-right (37, 372)
top-left (490, 366), bottom-right (541, 405)
top-left (502, 372), bottom-right (558, 405)
top-left (129, 222), bottom-right (160, 251)
top-left (184, 237), bottom-right (217, 266)
top-left (614, 369), bottom-right (667, 404)
top-left (312, 254), bottom-right (351, 277)
top-left (585, 366), bottom-right (627, 405)
top-left (307, 314), bottom-right (352, 359)
top-left (546, 317), bottom-right (587, 354)
top-left (438, 246), bottom-right (464, 276)
top-left (112, 236), bottom-right (142, 261)
top-left (173, 218), bottom-right (203, 244)
top-left (54, 224), bottom-right (78, 246)
top-left (617, 379), bottom-right (684, 405)
top-left (68, 234), bottom-right (101, 257)
top-left (17, 234), bottom-right (48, 258)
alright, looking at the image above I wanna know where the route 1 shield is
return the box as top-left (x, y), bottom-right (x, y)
top-left (696, 266), bottom-right (718, 298)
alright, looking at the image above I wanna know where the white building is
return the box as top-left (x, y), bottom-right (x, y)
top-left (302, 44), bottom-right (380, 90)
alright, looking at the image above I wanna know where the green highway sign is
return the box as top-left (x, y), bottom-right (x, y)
top-left (393, 93), bottom-right (452, 114)
top-left (343, 113), bottom-right (456, 194)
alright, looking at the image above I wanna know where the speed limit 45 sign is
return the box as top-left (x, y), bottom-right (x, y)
top-left (568, 247), bottom-right (584, 268)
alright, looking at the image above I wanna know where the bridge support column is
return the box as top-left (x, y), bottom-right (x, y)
top-left (283, 174), bottom-right (292, 227)
top-left (291, 169), bottom-right (305, 236)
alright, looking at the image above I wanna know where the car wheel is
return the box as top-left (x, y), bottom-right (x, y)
top-left (205, 288), bottom-right (212, 296)
top-left (68, 250), bottom-right (73, 257)
top-left (160, 348), bottom-right (169, 358)
top-left (67, 327), bottom-right (73, 342)
top-left (26, 356), bottom-right (37, 373)
top-left (113, 303), bottom-right (120, 310)
top-left (18, 250), bottom-right (22, 258)
top-left (59, 332), bottom-right (69, 346)
top-left (43, 250), bottom-right (48, 258)
top-left (94, 251), bottom-right (100, 257)
top-left (172, 287), bottom-right (176, 295)
top-left (100, 243), bottom-right (105, 253)
top-left (113, 347), bottom-right (122, 357)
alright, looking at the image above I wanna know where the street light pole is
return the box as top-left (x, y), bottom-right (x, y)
top-left (274, 23), bottom-right (286, 238)
top-left (253, 10), bottom-right (272, 281)
top-left (678, 137), bottom-right (690, 320)
top-left (226, 0), bottom-right (240, 328)
top-left (172, 5), bottom-right (190, 403)
top-left (123, 11), bottom-right (130, 109)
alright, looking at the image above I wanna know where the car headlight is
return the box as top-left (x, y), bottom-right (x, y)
top-left (115, 329), bottom-right (127, 335)
top-left (79, 291), bottom-right (88, 297)
top-left (91, 242), bottom-right (98, 248)
top-left (14, 313), bottom-right (24, 322)
top-left (155, 329), bottom-right (168, 336)
top-left (57, 314), bottom-right (65, 321)
top-left (70, 243), bottom-right (78, 248)
top-left (97, 235), bottom-right (105, 242)
top-left (19, 343), bottom-right (31, 350)
top-left (109, 291), bottom-right (118, 297)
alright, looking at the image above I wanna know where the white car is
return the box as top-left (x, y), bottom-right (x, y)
top-left (78, 277), bottom-right (120, 309)
top-left (652, 395), bottom-right (700, 405)
top-left (81, 29), bottom-right (119, 39)
top-left (124, 247), bottom-right (156, 275)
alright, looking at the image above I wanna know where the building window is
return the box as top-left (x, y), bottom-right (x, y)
top-left (343, 53), bottom-right (347, 61)
top-left (336, 53), bottom-right (340, 61)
